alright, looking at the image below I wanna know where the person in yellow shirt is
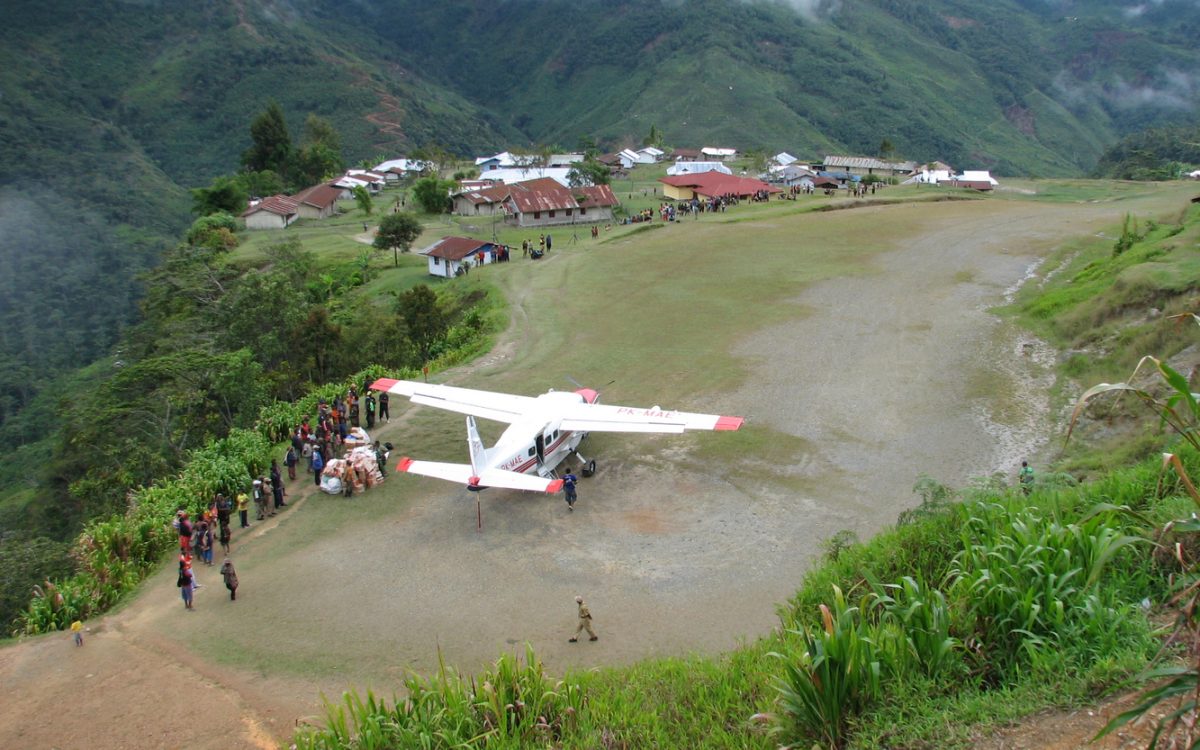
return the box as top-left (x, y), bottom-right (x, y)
top-left (71, 620), bottom-right (83, 647)
top-left (236, 492), bottom-right (250, 528)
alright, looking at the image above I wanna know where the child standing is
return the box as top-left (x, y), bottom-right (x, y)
top-left (71, 620), bottom-right (83, 646)
top-left (220, 558), bottom-right (239, 601)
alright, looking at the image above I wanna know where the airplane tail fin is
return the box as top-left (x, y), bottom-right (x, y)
top-left (466, 416), bottom-right (488, 476)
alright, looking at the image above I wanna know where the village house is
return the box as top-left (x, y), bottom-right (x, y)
top-left (637, 146), bottom-right (665, 162)
top-left (418, 236), bottom-right (500, 278)
top-left (548, 153), bottom-right (585, 168)
top-left (773, 165), bottom-right (818, 188)
top-left (617, 148), bottom-right (648, 169)
top-left (671, 148), bottom-right (702, 162)
top-left (292, 183), bottom-right (342, 220)
top-left (817, 155), bottom-right (918, 179)
top-left (331, 171), bottom-right (384, 198)
top-left (451, 183), bottom-right (510, 217)
top-left (474, 151), bottom-right (516, 171)
top-left (658, 172), bottom-right (779, 201)
top-left (373, 158), bottom-right (428, 181)
top-left (773, 152), bottom-right (799, 167)
top-left (701, 147), bottom-right (738, 161)
top-left (500, 177), bottom-right (619, 228)
top-left (475, 167), bottom-right (574, 187)
top-left (241, 195), bottom-right (299, 230)
top-left (666, 161), bottom-right (732, 177)
top-left (939, 170), bottom-right (999, 191)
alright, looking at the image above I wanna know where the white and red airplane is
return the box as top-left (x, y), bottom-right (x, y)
top-left (370, 378), bottom-right (743, 493)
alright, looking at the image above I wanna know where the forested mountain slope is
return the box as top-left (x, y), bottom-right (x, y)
top-left (1, 0), bottom-right (1197, 438)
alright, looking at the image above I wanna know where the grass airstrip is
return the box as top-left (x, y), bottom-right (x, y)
top-left (21, 171), bottom-right (1200, 749)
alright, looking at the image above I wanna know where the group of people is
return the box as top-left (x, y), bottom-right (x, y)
top-left (521, 233), bottom-right (554, 259)
top-left (174, 498), bottom-right (240, 609)
top-left (286, 386), bottom-right (394, 498)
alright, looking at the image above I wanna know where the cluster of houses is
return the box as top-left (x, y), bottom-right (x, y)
top-left (241, 141), bottom-right (998, 236)
top-left (241, 161), bottom-right (427, 230)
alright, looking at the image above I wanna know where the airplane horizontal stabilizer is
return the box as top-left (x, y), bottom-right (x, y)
top-left (396, 457), bottom-right (563, 493)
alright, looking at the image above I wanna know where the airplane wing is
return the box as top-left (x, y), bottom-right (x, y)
top-left (558, 402), bottom-right (743, 433)
top-left (395, 457), bottom-right (564, 493)
top-left (371, 378), bottom-right (537, 424)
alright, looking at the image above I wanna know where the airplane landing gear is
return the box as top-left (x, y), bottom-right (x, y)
top-left (574, 452), bottom-right (597, 477)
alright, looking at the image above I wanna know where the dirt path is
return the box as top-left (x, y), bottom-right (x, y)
top-left (1, 190), bottom-right (1190, 749)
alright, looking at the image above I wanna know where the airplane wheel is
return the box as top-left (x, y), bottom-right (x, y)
top-left (582, 460), bottom-right (597, 478)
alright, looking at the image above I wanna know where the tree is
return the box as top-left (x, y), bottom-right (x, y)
top-left (577, 134), bottom-right (599, 158)
top-left (745, 149), bottom-right (769, 176)
top-left (190, 176), bottom-right (248, 216)
top-left (233, 169), bottom-right (284, 200)
top-left (567, 158), bottom-right (611, 187)
top-left (186, 213), bottom-right (239, 250)
top-left (410, 176), bottom-right (455, 214)
top-left (878, 138), bottom-right (896, 160)
top-left (397, 284), bottom-right (447, 363)
top-left (292, 114), bottom-right (343, 187)
top-left (352, 185), bottom-right (373, 215)
top-left (373, 212), bottom-right (423, 266)
top-left (643, 123), bottom-right (663, 148)
top-left (241, 100), bottom-right (293, 176)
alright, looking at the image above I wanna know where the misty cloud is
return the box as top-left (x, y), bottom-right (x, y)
top-left (1054, 67), bottom-right (1199, 111)
top-left (738, 0), bottom-right (841, 22)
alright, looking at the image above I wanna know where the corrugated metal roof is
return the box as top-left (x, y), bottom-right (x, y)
top-left (292, 183), bottom-right (341, 209)
top-left (823, 155), bottom-right (917, 172)
top-left (505, 178), bottom-right (579, 213)
top-left (659, 173), bottom-right (779, 197)
top-left (574, 184), bottom-right (619, 208)
top-left (241, 194), bottom-right (299, 217)
top-left (421, 236), bottom-right (495, 261)
top-left (454, 184), bottom-right (511, 205)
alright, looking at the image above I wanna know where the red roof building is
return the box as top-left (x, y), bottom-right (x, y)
top-left (292, 183), bottom-right (342, 219)
top-left (658, 173), bottom-right (780, 201)
top-left (418, 236), bottom-right (500, 278)
top-left (501, 178), bottom-right (620, 228)
top-left (241, 195), bottom-right (299, 230)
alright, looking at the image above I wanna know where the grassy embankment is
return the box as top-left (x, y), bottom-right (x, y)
top-left (287, 184), bottom-right (1200, 748)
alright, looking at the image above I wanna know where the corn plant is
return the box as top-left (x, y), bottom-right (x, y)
top-left (294, 645), bottom-right (583, 749)
top-left (770, 586), bottom-right (883, 749)
top-left (871, 576), bottom-right (958, 679)
top-left (950, 502), bottom-right (1141, 678)
top-left (1065, 319), bottom-right (1200, 746)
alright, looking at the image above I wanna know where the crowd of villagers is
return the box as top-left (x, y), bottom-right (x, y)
top-left (657, 190), bottom-right (773, 222)
top-left (172, 385), bottom-right (392, 609)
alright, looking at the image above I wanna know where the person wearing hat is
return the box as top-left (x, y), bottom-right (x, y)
top-left (569, 595), bottom-right (598, 642)
top-left (253, 479), bottom-right (267, 520)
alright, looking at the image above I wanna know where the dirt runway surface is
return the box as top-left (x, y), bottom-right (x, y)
top-left (0, 192), bottom-right (1185, 749)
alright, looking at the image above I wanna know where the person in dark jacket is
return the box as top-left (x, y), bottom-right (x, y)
top-left (220, 558), bottom-right (239, 601)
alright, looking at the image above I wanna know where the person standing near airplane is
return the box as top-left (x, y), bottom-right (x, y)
top-left (562, 467), bottom-right (578, 511)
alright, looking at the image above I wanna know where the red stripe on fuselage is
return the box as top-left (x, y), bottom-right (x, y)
top-left (396, 457), bottom-right (415, 472)
top-left (503, 431), bottom-right (575, 475)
